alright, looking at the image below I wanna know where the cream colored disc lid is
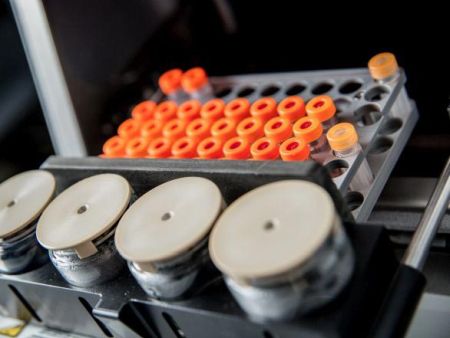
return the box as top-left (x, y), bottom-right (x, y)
top-left (115, 177), bottom-right (223, 263)
top-left (37, 174), bottom-right (131, 258)
top-left (209, 180), bottom-right (337, 280)
top-left (0, 170), bottom-right (55, 239)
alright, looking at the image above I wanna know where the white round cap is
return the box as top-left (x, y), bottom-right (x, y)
top-left (115, 177), bottom-right (223, 263)
top-left (209, 180), bottom-right (338, 280)
top-left (37, 174), bottom-right (131, 258)
top-left (0, 170), bottom-right (55, 239)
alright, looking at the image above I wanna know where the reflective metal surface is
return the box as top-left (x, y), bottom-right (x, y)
top-left (49, 230), bottom-right (125, 287)
top-left (226, 219), bottom-right (354, 321)
top-left (129, 238), bottom-right (210, 300)
top-left (0, 223), bottom-right (46, 274)
top-left (404, 158), bottom-right (450, 270)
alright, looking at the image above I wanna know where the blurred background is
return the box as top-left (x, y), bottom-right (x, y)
top-left (0, 0), bottom-right (448, 180)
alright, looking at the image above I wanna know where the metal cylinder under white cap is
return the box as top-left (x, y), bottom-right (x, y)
top-left (0, 170), bottom-right (55, 274)
top-left (37, 174), bottom-right (131, 287)
top-left (115, 177), bottom-right (224, 299)
top-left (209, 180), bottom-right (354, 321)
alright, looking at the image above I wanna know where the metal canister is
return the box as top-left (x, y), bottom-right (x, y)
top-left (37, 174), bottom-right (131, 287)
top-left (115, 177), bottom-right (224, 299)
top-left (209, 180), bottom-right (354, 321)
top-left (0, 170), bottom-right (55, 274)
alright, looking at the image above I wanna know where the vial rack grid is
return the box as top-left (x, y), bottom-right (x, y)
top-left (166, 67), bottom-right (418, 222)
top-left (105, 65), bottom-right (417, 222)
top-left (0, 157), bottom-right (424, 338)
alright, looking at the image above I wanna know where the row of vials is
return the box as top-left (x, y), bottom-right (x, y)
top-left (102, 94), bottom-right (368, 164)
top-left (0, 170), bottom-right (354, 321)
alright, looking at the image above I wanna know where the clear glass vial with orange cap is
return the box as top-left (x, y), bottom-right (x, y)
top-left (327, 123), bottom-right (373, 192)
top-left (306, 95), bottom-right (338, 132)
top-left (159, 69), bottom-right (188, 104)
top-left (293, 116), bottom-right (330, 162)
top-left (209, 181), bottom-right (354, 321)
top-left (181, 67), bottom-right (214, 103)
top-left (368, 52), bottom-right (411, 117)
top-left (0, 171), bottom-right (55, 274)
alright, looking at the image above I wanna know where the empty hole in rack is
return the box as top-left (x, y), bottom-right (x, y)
top-left (162, 312), bottom-right (186, 338)
top-left (369, 137), bottom-right (393, 154)
top-left (345, 191), bottom-right (364, 211)
top-left (261, 85), bottom-right (280, 97)
top-left (237, 87), bottom-right (255, 97)
top-left (379, 118), bottom-right (403, 135)
top-left (354, 104), bottom-right (382, 126)
top-left (364, 86), bottom-right (390, 102)
top-left (285, 83), bottom-right (306, 96)
top-left (263, 330), bottom-right (277, 338)
top-left (215, 87), bottom-right (232, 98)
top-left (8, 285), bottom-right (42, 322)
top-left (325, 159), bottom-right (349, 178)
top-left (311, 82), bottom-right (334, 95)
top-left (334, 98), bottom-right (352, 115)
top-left (338, 80), bottom-right (362, 94)
top-left (78, 297), bottom-right (113, 337)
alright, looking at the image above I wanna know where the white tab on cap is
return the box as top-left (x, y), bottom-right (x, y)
top-left (37, 174), bottom-right (131, 258)
top-left (115, 177), bottom-right (224, 263)
top-left (0, 170), bottom-right (55, 239)
top-left (209, 180), bottom-right (338, 280)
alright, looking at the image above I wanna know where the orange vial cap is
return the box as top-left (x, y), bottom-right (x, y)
top-left (210, 118), bottom-right (237, 142)
top-left (186, 118), bottom-right (212, 142)
top-left (162, 119), bottom-right (187, 141)
top-left (154, 101), bottom-right (178, 121)
top-left (368, 52), bottom-right (399, 80)
top-left (250, 97), bottom-right (277, 123)
top-left (293, 117), bottom-right (323, 143)
top-left (147, 137), bottom-right (173, 158)
top-left (306, 95), bottom-right (336, 122)
top-left (131, 100), bottom-right (156, 122)
top-left (278, 96), bottom-right (306, 122)
top-left (264, 117), bottom-right (292, 143)
top-left (236, 117), bottom-right (264, 143)
top-left (280, 137), bottom-right (310, 161)
top-left (102, 136), bottom-right (126, 158)
top-left (197, 137), bottom-right (224, 159)
top-left (141, 119), bottom-right (164, 140)
top-left (224, 98), bottom-right (251, 122)
top-left (118, 119), bottom-right (141, 140)
top-left (223, 136), bottom-right (251, 160)
top-left (181, 67), bottom-right (208, 93)
top-left (201, 99), bottom-right (225, 122)
top-left (159, 69), bottom-right (183, 95)
top-left (172, 137), bottom-right (198, 159)
top-left (125, 137), bottom-right (149, 158)
top-left (251, 137), bottom-right (279, 160)
top-left (326, 122), bottom-right (358, 152)
top-left (177, 99), bottom-right (201, 121)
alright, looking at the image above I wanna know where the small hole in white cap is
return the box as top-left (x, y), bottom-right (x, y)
top-left (77, 205), bottom-right (88, 214)
top-left (7, 200), bottom-right (16, 208)
top-left (263, 220), bottom-right (277, 231)
top-left (161, 211), bottom-right (174, 221)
